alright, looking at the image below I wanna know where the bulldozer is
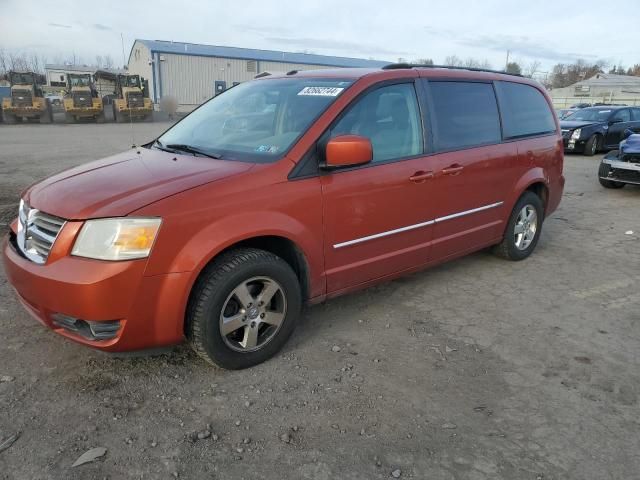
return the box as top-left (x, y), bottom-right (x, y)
top-left (63, 73), bottom-right (104, 123)
top-left (1, 71), bottom-right (53, 124)
top-left (110, 73), bottom-right (153, 122)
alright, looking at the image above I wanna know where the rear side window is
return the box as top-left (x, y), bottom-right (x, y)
top-left (496, 81), bottom-right (556, 138)
top-left (631, 108), bottom-right (640, 121)
top-left (428, 81), bottom-right (501, 151)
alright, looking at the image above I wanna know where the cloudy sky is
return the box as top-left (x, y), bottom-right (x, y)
top-left (1, 0), bottom-right (639, 73)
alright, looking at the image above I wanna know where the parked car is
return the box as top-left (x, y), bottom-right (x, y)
top-left (2, 65), bottom-right (565, 369)
top-left (598, 129), bottom-right (640, 188)
top-left (560, 106), bottom-right (640, 156)
top-left (570, 102), bottom-right (592, 109)
top-left (46, 93), bottom-right (63, 108)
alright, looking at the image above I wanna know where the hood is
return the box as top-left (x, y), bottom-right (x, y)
top-left (24, 147), bottom-right (253, 220)
top-left (560, 120), bottom-right (599, 129)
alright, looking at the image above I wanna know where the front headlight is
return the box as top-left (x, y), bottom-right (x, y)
top-left (570, 128), bottom-right (582, 140)
top-left (71, 217), bottom-right (161, 261)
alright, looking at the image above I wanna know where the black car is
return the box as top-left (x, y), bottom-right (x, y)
top-left (560, 106), bottom-right (640, 156)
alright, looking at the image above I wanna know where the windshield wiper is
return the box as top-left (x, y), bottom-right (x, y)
top-left (152, 139), bottom-right (175, 153)
top-left (165, 143), bottom-right (223, 159)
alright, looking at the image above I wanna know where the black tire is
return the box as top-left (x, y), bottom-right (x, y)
top-left (598, 162), bottom-right (625, 189)
top-left (113, 103), bottom-right (125, 123)
top-left (187, 248), bottom-right (302, 369)
top-left (584, 134), bottom-right (600, 156)
top-left (2, 112), bottom-right (17, 124)
top-left (65, 112), bottom-right (75, 124)
top-left (493, 191), bottom-right (544, 261)
top-left (96, 109), bottom-right (105, 124)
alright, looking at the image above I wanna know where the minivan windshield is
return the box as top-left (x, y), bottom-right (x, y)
top-left (156, 78), bottom-right (353, 162)
top-left (565, 108), bottom-right (612, 122)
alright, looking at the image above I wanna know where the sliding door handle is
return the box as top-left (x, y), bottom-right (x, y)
top-left (409, 171), bottom-right (434, 183)
top-left (441, 164), bottom-right (464, 176)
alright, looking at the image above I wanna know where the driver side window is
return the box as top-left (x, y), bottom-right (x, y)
top-left (331, 83), bottom-right (423, 162)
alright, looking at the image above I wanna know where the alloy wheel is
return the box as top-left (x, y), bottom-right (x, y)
top-left (514, 205), bottom-right (538, 250)
top-left (219, 276), bottom-right (287, 352)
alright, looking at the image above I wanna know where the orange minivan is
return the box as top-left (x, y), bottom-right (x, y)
top-left (3, 65), bottom-right (564, 369)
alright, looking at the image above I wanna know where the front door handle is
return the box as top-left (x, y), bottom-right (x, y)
top-left (409, 171), bottom-right (434, 183)
top-left (441, 164), bottom-right (464, 176)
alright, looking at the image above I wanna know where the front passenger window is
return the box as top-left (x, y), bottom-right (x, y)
top-left (331, 83), bottom-right (423, 162)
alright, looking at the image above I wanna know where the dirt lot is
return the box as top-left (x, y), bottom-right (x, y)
top-left (0, 123), bottom-right (639, 480)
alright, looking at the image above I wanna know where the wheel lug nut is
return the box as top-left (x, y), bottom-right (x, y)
top-left (260, 313), bottom-right (265, 319)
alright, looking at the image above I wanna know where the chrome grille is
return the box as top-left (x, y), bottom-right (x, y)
top-left (16, 202), bottom-right (66, 264)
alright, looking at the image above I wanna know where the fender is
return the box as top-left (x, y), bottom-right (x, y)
top-left (505, 167), bottom-right (548, 217)
top-left (147, 209), bottom-right (325, 296)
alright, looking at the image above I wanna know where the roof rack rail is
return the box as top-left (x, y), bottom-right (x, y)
top-left (382, 63), bottom-right (523, 77)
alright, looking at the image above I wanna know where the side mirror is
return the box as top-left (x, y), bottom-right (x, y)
top-left (623, 128), bottom-right (634, 140)
top-left (325, 135), bottom-right (372, 168)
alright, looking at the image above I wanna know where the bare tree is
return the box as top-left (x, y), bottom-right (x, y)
top-left (523, 60), bottom-right (541, 78)
top-left (444, 55), bottom-right (463, 67)
top-left (96, 55), bottom-right (103, 68)
top-left (103, 54), bottom-right (114, 69)
top-left (412, 58), bottom-right (434, 65)
top-left (0, 48), bottom-right (8, 75)
top-left (505, 61), bottom-right (522, 75)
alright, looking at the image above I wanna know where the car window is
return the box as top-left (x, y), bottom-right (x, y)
top-left (428, 81), bottom-right (501, 151)
top-left (158, 78), bottom-right (353, 163)
top-left (331, 83), bottom-right (423, 162)
top-left (495, 81), bottom-right (556, 138)
top-left (611, 109), bottom-right (631, 122)
top-left (632, 108), bottom-right (640, 121)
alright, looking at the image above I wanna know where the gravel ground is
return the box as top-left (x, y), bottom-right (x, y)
top-left (0, 123), bottom-right (639, 480)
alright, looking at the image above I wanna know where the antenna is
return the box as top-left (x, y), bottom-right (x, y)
top-left (121, 32), bottom-right (135, 147)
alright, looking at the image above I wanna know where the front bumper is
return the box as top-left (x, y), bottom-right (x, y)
top-left (601, 158), bottom-right (640, 185)
top-left (562, 136), bottom-right (587, 152)
top-left (64, 107), bottom-right (103, 116)
top-left (2, 223), bottom-right (191, 352)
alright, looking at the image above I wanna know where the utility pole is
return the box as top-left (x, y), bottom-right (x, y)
top-left (505, 50), bottom-right (510, 71)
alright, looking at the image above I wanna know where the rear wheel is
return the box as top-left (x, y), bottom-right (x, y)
top-left (65, 112), bottom-right (76, 124)
top-left (493, 191), bottom-right (544, 261)
top-left (96, 110), bottom-right (105, 124)
top-left (598, 162), bottom-right (625, 189)
top-left (187, 248), bottom-right (302, 369)
top-left (584, 134), bottom-right (600, 156)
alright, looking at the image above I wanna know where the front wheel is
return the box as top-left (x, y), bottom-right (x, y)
top-left (598, 162), bottom-right (625, 189)
top-left (187, 248), bottom-right (302, 369)
top-left (583, 134), bottom-right (600, 156)
top-left (494, 191), bottom-right (544, 261)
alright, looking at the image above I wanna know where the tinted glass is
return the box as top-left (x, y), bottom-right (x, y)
top-left (331, 83), bottom-right (423, 162)
top-left (496, 81), bottom-right (556, 138)
top-left (611, 109), bottom-right (631, 122)
top-left (158, 78), bottom-right (353, 163)
top-left (632, 108), bottom-right (640, 121)
top-left (429, 81), bottom-right (501, 150)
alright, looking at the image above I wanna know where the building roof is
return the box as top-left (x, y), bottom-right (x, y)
top-left (133, 39), bottom-right (390, 68)
top-left (578, 73), bottom-right (640, 87)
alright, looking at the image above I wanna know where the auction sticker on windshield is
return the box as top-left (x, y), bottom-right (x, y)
top-left (298, 86), bottom-right (344, 96)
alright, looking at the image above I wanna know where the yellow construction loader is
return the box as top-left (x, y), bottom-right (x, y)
top-left (1, 71), bottom-right (52, 124)
top-left (63, 73), bottom-right (104, 123)
top-left (111, 73), bottom-right (153, 122)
